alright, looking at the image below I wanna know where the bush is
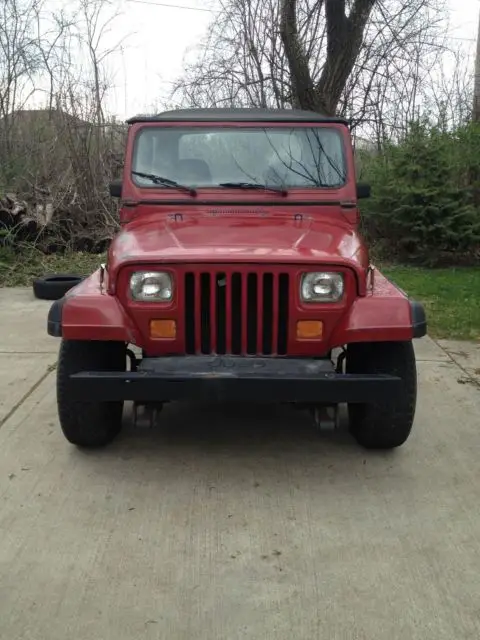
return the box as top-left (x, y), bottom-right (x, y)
top-left (0, 108), bottom-right (125, 254)
top-left (359, 121), bottom-right (480, 266)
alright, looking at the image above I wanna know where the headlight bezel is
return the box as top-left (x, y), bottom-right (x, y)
top-left (126, 268), bottom-right (345, 305)
top-left (129, 270), bottom-right (174, 302)
top-left (300, 271), bottom-right (345, 303)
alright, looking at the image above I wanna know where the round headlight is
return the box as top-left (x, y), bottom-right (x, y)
top-left (130, 271), bottom-right (173, 302)
top-left (301, 272), bottom-right (344, 302)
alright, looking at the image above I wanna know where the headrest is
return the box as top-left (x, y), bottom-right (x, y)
top-left (177, 158), bottom-right (211, 181)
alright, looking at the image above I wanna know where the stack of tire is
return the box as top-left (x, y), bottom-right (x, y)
top-left (32, 274), bottom-right (84, 300)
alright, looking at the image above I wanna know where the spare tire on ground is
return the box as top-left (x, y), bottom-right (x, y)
top-left (33, 274), bottom-right (84, 301)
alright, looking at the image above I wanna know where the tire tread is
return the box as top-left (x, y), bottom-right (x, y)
top-left (346, 341), bottom-right (417, 449)
top-left (57, 339), bottom-right (125, 447)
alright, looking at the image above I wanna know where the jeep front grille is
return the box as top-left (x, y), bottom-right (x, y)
top-left (184, 270), bottom-right (290, 355)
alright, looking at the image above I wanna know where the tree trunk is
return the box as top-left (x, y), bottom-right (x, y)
top-left (280, 0), bottom-right (377, 115)
top-left (474, 10), bottom-right (480, 122)
top-left (280, 0), bottom-right (322, 111)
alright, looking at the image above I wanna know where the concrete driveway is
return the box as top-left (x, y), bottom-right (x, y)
top-left (0, 288), bottom-right (479, 640)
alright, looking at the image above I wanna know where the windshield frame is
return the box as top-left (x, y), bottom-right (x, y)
top-left (129, 122), bottom-right (349, 193)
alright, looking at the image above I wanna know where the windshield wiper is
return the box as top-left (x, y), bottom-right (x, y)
top-left (218, 182), bottom-right (288, 196)
top-left (132, 171), bottom-right (197, 196)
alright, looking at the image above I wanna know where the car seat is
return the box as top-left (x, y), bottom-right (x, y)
top-left (177, 159), bottom-right (212, 183)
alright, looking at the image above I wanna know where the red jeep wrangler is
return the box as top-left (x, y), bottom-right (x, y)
top-left (47, 108), bottom-right (426, 450)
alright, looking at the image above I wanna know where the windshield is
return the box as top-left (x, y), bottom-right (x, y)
top-left (132, 126), bottom-right (346, 189)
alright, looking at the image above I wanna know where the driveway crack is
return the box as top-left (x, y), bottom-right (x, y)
top-left (0, 364), bottom-right (57, 430)
top-left (433, 340), bottom-right (480, 389)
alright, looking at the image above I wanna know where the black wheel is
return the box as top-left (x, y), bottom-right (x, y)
top-left (346, 341), bottom-right (417, 450)
top-left (33, 274), bottom-right (84, 300)
top-left (57, 339), bottom-right (126, 448)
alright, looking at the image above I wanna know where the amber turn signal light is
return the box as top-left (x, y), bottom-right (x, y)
top-left (296, 320), bottom-right (323, 339)
top-left (150, 319), bottom-right (176, 339)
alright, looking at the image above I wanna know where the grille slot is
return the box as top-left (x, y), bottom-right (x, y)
top-left (184, 270), bottom-right (290, 355)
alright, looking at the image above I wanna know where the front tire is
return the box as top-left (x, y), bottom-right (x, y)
top-left (57, 339), bottom-right (126, 448)
top-left (346, 341), bottom-right (417, 450)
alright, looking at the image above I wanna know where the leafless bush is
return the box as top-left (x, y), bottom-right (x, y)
top-left (0, 0), bottom-right (128, 252)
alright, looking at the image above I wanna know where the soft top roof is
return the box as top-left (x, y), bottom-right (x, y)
top-left (126, 107), bottom-right (348, 125)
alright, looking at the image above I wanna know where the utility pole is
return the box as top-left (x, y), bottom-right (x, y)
top-left (474, 8), bottom-right (480, 121)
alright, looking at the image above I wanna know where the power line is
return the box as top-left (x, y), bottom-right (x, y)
top-left (124, 0), bottom-right (480, 23)
top-left (449, 3), bottom-right (480, 10)
top-left (124, 0), bottom-right (478, 31)
top-left (449, 1), bottom-right (480, 10)
top-left (125, 0), bottom-right (214, 11)
top-left (122, 0), bottom-right (477, 43)
top-left (447, 35), bottom-right (476, 42)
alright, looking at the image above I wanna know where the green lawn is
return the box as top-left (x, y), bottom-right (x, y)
top-left (0, 249), bottom-right (106, 287)
top-left (1, 248), bottom-right (478, 341)
top-left (382, 266), bottom-right (480, 341)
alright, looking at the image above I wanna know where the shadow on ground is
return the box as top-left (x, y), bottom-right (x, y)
top-left (71, 400), bottom-right (400, 488)
top-left (112, 401), bottom-right (358, 453)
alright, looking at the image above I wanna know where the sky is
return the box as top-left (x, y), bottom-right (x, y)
top-left (40, 0), bottom-right (480, 120)
top-left (98, 0), bottom-right (216, 118)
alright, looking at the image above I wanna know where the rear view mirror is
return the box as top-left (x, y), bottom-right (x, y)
top-left (109, 180), bottom-right (122, 198)
top-left (357, 183), bottom-right (371, 199)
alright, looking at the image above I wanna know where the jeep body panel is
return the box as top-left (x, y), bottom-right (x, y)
top-left (48, 265), bottom-right (425, 353)
top-left (107, 210), bottom-right (368, 292)
top-left (48, 269), bottom-right (141, 344)
top-left (48, 108), bottom-right (427, 436)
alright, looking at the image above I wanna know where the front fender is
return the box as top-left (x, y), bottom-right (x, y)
top-left (47, 269), bottom-right (141, 343)
top-left (330, 271), bottom-right (427, 346)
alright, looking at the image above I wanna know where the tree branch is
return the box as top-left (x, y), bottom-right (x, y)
top-left (280, 0), bottom-right (321, 110)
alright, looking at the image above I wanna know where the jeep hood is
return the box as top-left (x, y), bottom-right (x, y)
top-left (109, 211), bottom-right (368, 271)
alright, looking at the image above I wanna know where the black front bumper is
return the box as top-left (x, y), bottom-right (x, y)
top-left (69, 356), bottom-right (402, 404)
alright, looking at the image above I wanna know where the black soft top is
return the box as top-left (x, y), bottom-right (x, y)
top-left (126, 107), bottom-right (348, 125)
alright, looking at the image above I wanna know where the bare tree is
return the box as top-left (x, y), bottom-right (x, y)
top-left (34, 7), bottom-right (76, 114)
top-left (0, 0), bottom-right (43, 157)
top-left (173, 0), bottom-right (326, 109)
top-left (47, 0), bottom-right (128, 246)
top-left (172, 0), bottom-right (448, 135)
top-left (0, 0), bottom-right (128, 252)
top-left (346, 1), bottom-right (452, 145)
top-left (280, 0), bottom-right (376, 114)
top-left (424, 49), bottom-right (474, 130)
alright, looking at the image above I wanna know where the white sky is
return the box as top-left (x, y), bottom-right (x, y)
top-left (100, 0), bottom-right (216, 118)
top-left (41, 0), bottom-right (480, 120)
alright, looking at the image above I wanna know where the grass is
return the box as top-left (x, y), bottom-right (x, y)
top-left (382, 265), bottom-right (480, 341)
top-left (1, 247), bottom-right (478, 341)
top-left (0, 247), bottom-right (105, 287)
